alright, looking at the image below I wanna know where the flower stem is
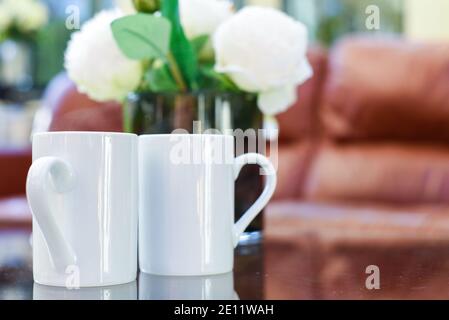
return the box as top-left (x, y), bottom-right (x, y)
top-left (122, 100), bottom-right (132, 133)
top-left (167, 52), bottom-right (187, 92)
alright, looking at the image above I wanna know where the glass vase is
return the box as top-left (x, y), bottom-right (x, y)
top-left (126, 91), bottom-right (266, 243)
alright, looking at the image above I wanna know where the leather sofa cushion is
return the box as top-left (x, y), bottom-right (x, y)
top-left (305, 143), bottom-right (449, 204)
top-left (321, 36), bottom-right (449, 142)
top-left (267, 200), bottom-right (449, 244)
top-left (272, 142), bottom-right (318, 200)
top-left (276, 47), bottom-right (327, 142)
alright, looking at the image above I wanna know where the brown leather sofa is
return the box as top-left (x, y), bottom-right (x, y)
top-left (269, 36), bottom-right (449, 242)
top-left (276, 37), bottom-right (449, 202)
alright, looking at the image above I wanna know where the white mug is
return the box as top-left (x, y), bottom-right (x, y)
top-left (27, 132), bottom-right (138, 287)
top-left (139, 134), bottom-right (276, 276)
top-left (139, 272), bottom-right (238, 300)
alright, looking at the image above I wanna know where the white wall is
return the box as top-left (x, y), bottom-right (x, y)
top-left (405, 0), bottom-right (449, 41)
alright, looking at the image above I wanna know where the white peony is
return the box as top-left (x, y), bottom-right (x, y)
top-left (213, 6), bottom-right (313, 115)
top-left (179, 0), bottom-right (234, 39)
top-left (65, 9), bottom-right (143, 102)
top-left (1, 0), bottom-right (48, 33)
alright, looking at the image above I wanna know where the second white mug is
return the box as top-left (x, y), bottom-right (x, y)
top-left (138, 134), bottom-right (276, 276)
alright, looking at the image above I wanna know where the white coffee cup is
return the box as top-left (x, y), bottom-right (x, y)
top-left (138, 134), bottom-right (276, 276)
top-left (27, 132), bottom-right (138, 287)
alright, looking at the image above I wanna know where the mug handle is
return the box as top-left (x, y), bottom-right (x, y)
top-left (232, 153), bottom-right (277, 247)
top-left (26, 157), bottom-right (77, 271)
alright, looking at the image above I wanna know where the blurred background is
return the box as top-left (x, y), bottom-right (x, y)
top-left (2, 0), bottom-right (449, 299)
top-left (0, 0), bottom-right (438, 147)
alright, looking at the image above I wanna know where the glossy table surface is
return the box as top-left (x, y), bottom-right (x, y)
top-left (3, 201), bottom-right (449, 300)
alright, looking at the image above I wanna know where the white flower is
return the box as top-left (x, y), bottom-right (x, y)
top-left (65, 9), bottom-right (143, 102)
top-left (2, 0), bottom-right (48, 33)
top-left (213, 6), bottom-right (312, 115)
top-left (179, 0), bottom-right (234, 39)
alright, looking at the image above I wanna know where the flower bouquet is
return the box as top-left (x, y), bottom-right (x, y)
top-left (65, 0), bottom-right (312, 132)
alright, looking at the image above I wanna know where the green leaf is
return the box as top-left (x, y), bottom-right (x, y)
top-left (161, 0), bottom-right (198, 90)
top-left (190, 35), bottom-right (209, 57)
top-left (144, 62), bottom-right (179, 92)
top-left (111, 13), bottom-right (171, 60)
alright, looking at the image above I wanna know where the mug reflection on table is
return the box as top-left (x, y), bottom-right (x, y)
top-left (33, 281), bottom-right (137, 300)
top-left (139, 272), bottom-right (238, 300)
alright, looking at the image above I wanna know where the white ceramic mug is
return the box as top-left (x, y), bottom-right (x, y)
top-left (27, 132), bottom-right (138, 287)
top-left (139, 134), bottom-right (276, 276)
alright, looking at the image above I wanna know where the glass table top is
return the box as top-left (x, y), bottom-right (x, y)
top-left (2, 227), bottom-right (449, 300)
